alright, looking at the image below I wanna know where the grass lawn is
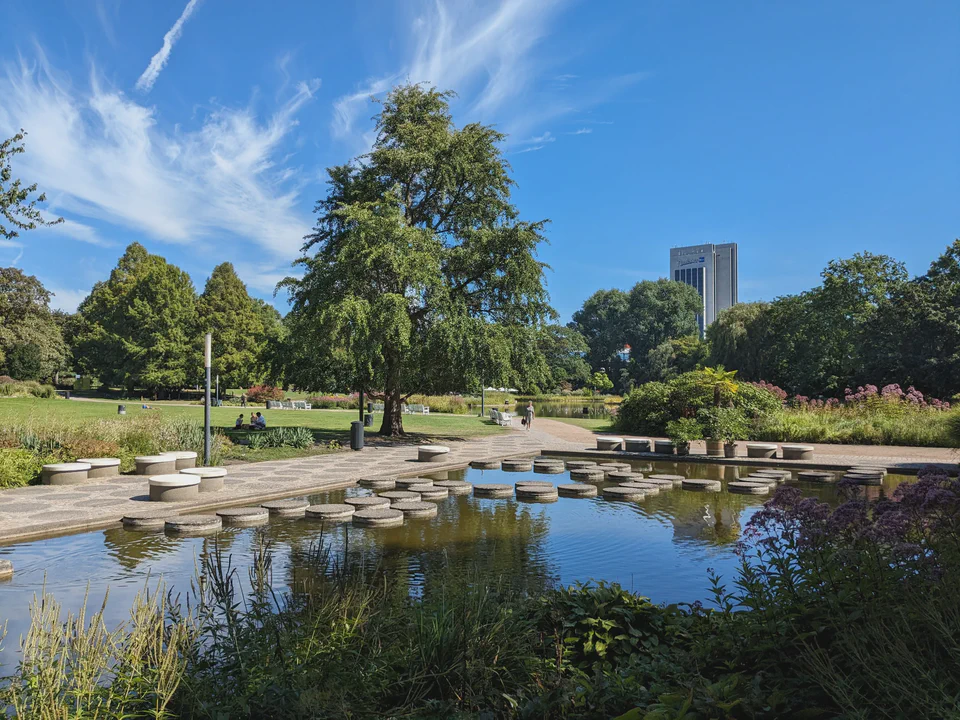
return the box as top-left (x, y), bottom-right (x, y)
top-left (0, 398), bottom-right (506, 463)
top-left (547, 416), bottom-right (616, 433)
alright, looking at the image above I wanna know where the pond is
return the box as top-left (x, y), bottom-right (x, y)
top-left (0, 458), bottom-right (908, 662)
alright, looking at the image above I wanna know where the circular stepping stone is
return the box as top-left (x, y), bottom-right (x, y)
top-left (653, 440), bottom-right (675, 454)
top-left (624, 438), bottom-right (651, 452)
top-left (470, 460), bottom-right (501, 470)
top-left (261, 499), bottom-right (309, 517)
top-left (163, 451), bottom-right (198, 471)
top-left (744, 476), bottom-right (779, 486)
top-left (797, 470), bottom-right (836, 482)
top-left (216, 507), bottom-right (269, 526)
top-left (565, 460), bottom-right (597, 470)
top-left (607, 471), bottom-right (644, 483)
top-left (601, 462), bottom-right (632, 471)
top-left (76, 457), bottom-right (121, 480)
top-left (421, 470), bottom-right (449, 481)
top-left (41, 462), bottom-right (91, 486)
top-left (0, 559), bottom-right (13, 580)
top-left (180, 467), bottom-right (227, 493)
top-left (122, 507), bottom-right (180, 530)
top-left (149, 474), bottom-right (200, 502)
top-left (533, 457), bottom-right (563, 466)
top-left (638, 477), bottom-right (675, 488)
top-left (570, 468), bottom-right (605, 482)
top-left (474, 483), bottom-right (513, 498)
top-left (842, 474), bottom-right (882, 486)
top-left (433, 480), bottom-right (473, 495)
top-left (502, 459), bottom-right (533, 472)
top-left (407, 484), bottom-right (449, 501)
top-left (379, 490), bottom-right (421, 503)
top-left (782, 444), bottom-right (814, 460)
top-left (728, 481), bottom-right (770, 495)
top-left (846, 469), bottom-right (884, 479)
top-left (353, 507), bottom-right (404, 528)
top-left (747, 473), bottom-right (787, 483)
top-left (359, 477), bottom-right (397, 490)
top-left (750, 469), bottom-right (791, 478)
top-left (305, 504), bottom-right (355, 522)
top-left (391, 501), bottom-right (438, 519)
top-left (135, 455), bottom-right (177, 476)
top-left (682, 479), bottom-right (722, 492)
top-left (850, 465), bottom-right (887, 475)
top-left (618, 482), bottom-right (660, 495)
top-left (648, 474), bottom-right (685, 486)
top-left (602, 486), bottom-right (645, 501)
top-left (396, 478), bottom-right (432, 489)
top-left (515, 480), bottom-right (555, 488)
top-left (558, 483), bottom-right (598, 497)
top-left (164, 515), bottom-right (222, 536)
top-left (515, 485), bottom-right (559, 499)
top-left (418, 445), bottom-right (449, 463)
top-left (745, 443), bottom-right (778, 458)
top-left (344, 496), bottom-right (391, 508)
top-left (596, 436), bottom-right (623, 451)
top-left (533, 463), bottom-right (565, 475)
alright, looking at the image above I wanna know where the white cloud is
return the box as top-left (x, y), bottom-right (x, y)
top-left (47, 286), bottom-right (89, 312)
top-left (0, 55), bottom-right (319, 260)
top-left (514, 145), bottom-right (544, 154)
top-left (567, 127), bottom-right (592, 135)
top-left (526, 131), bottom-right (555, 144)
top-left (135, 0), bottom-right (203, 92)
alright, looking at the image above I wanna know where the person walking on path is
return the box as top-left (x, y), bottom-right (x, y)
top-left (524, 402), bottom-right (534, 431)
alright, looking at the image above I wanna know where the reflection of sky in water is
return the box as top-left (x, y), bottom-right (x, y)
top-left (0, 461), bottom-right (908, 662)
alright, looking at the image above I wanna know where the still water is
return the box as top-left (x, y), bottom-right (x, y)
top-left (0, 459), bottom-right (907, 661)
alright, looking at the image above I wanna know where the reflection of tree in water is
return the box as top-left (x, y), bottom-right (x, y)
top-left (283, 497), bottom-right (556, 600)
top-left (102, 528), bottom-right (182, 572)
top-left (664, 491), bottom-right (753, 546)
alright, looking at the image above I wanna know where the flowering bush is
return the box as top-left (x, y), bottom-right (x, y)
top-left (748, 380), bottom-right (787, 401)
top-left (246, 385), bottom-right (284, 403)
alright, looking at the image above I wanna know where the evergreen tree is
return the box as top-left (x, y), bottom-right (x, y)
top-left (0, 268), bottom-right (68, 381)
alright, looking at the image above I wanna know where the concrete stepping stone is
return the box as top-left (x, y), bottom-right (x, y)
top-left (516, 480), bottom-right (555, 488)
top-left (558, 483), bottom-right (598, 497)
top-left (136, 455), bottom-right (177, 476)
top-left (728, 481), bottom-right (770, 495)
top-left (533, 463), bottom-right (565, 475)
top-left (406, 484), bottom-right (448, 500)
top-left (624, 438), bottom-right (651, 452)
top-left (41, 463), bottom-right (91, 486)
top-left (343, 496), bottom-right (391, 509)
top-left (391, 501), bottom-right (438, 519)
top-left (76, 458), bottom-right (121, 480)
top-left (782, 444), bottom-right (814, 460)
top-left (305, 504), bottom-right (355, 522)
top-left (122, 507), bottom-right (180, 530)
top-left (164, 515), bottom-right (222, 536)
top-left (743, 476), bottom-right (779, 486)
top-left (842, 473), bottom-right (882, 486)
top-left (420, 470), bottom-right (449, 481)
top-left (748, 471), bottom-right (789, 482)
top-left (149, 474), bottom-right (200, 502)
top-left (0, 560), bottom-right (13, 580)
top-left (352, 507), bottom-right (404, 528)
top-left (850, 465), bottom-right (887, 475)
top-left (433, 480), bottom-right (473, 495)
top-left (533, 457), bottom-right (563, 466)
top-left (502, 459), bottom-right (533, 472)
top-left (515, 484), bottom-right (559, 499)
top-left (653, 440), bottom-right (675, 454)
top-left (162, 451), bottom-right (198, 471)
top-left (745, 443), bottom-right (778, 459)
top-left (648, 474), bottom-right (685, 486)
top-left (570, 468), bottom-right (605, 482)
top-left (474, 484), bottom-right (513, 498)
top-left (602, 486), bottom-right (646, 501)
top-left (618, 482), bottom-right (660, 496)
top-left (607, 471), bottom-right (644, 483)
top-left (596, 436), bottom-right (624, 451)
top-left (379, 490), bottom-right (421, 503)
top-left (797, 470), bottom-right (836, 482)
top-left (470, 460), bottom-right (501, 470)
top-left (639, 477), bottom-right (675, 488)
top-left (418, 445), bottom-right (450, 462)
top-left (396, 478), bottom-right (432, 489)
top-left (261, 499), bottom-right (310, 517)
top-left (359, 477), bottom-right (397, 490)
top-left (565, 460), bottom-right (597, 470)
top-left (216, 507), bottom-right (269, 526)
top-left (682, 479), bottom-right (722, 492)
top-left (180, 467), bottom-right (227, 493)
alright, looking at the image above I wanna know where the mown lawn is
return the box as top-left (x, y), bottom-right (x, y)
top-left (547, 416), bottom-right (616, 433)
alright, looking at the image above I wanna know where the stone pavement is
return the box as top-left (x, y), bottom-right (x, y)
top-left (0, 426), bottom-right (578, 545)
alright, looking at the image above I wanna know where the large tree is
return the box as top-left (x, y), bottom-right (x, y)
top-left (570, 289), bottom-right (629, 379)
top-left (197, 263), bottom-right (269, 388)
top-left (1, 130), bottom-right (62, 241)
top-left (74, 243), bottom-right (199, 395)
top-left (707, 302), bottom-right (770, 380)
top-left (538, 324), bottom-right (591, 391)
top-left (284, 85), bottom-right (552, 435)
top-left (0, 268), bottom-right (68, 381)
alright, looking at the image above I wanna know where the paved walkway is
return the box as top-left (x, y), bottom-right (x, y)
top-left (0, 425), bottom-right (576, 545)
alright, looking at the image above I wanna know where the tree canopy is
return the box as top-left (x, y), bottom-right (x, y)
top-left (0, 268), bottom-right (68, 381)
top-left (284, 84), bottom-right (552, 434)
top-left (1, 130), bottom-right (62, 241)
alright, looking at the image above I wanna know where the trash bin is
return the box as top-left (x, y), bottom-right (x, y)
top-left (118, 404), bottom-right (126, 415)
top-left (364, 413), bottom-right (373, 427)
top-left (367, 401), bottom-right (373, 414)
top-left (350, 420), bottom-right (364, 451)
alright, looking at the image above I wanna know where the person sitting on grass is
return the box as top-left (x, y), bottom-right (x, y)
top-left (236, 414), bottom-right (244, 429)
top-left (252, 412), bottom-right (266, 430)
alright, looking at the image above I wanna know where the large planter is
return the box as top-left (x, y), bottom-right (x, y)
top-left (675, 442), bottom-right (690, 456)
top-left (723, 442), bottom-right (738, 458)
top-left (705, 439), bottom-right (724, 457)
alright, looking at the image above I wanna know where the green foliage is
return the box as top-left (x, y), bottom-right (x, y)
top-left (74, 243), bottom-right (200, 394)
top-left (0, 268), bottom-right (69, 382)
top-left (539, 324), bottom-right (592, 390)
top-left (0, 448), bottom-right (55, 488)
top-left (570, 288), bottom-right (630, 384)
top-left (0, 130), bottom-right (63, 240)
top-left (197, 263), bottom-right (273, 388)
top-left (665, 417), bottom-right (703, 443)
top-left (283, 84), bottom-right (552, 435)
top-left (6, 342), bottom-right (42, 380)
top-left (698, 406), bottom-right (750, 442)
top-left (588, 370), bottom-right (614, 393)
top-left (0, 378), bottom-right (56, 399)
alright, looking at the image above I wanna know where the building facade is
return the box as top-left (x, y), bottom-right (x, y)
top-left (668, 243), bottom-right (738, 335)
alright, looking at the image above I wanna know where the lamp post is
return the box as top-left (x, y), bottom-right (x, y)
top-left (204, 333), bottom-right (211, 466)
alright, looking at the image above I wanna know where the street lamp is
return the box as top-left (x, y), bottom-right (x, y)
top-left (204, 333), bottom-right (211, 466)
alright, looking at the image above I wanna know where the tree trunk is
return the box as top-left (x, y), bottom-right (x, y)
top-left (379, 387), bottom-right (405, 437)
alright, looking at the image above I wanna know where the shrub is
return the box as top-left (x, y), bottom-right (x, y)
top-left (61, 438), bottom-right (122, 461)
top-left (665, 417), bottom-right (703, 443)
top-left (0, 449), bottom-right (56, 488)
top-left (246, 385), bottom-right (284, 403)
top-left (615, 382), bottom-right (670, 434)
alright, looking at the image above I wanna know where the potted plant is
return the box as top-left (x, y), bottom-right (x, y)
top-left (708, 407), bottom-right (750, 458)
top-left (665, 418), bottom-right (703, 456)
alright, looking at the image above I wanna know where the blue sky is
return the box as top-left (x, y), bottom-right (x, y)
top-left (0, 1), bottom-right (956, 321)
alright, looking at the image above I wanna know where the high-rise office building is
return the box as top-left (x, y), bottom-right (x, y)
top-left (668, 243), bottom-right (738, 335)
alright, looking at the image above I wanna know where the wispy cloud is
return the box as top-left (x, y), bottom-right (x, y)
top-left (526, 131), bottom-right (556, 144)
top-left (566, 127), bottom-right (592, 135)
top-left (135, 0), bottom-right (203, 92)
top-left (46, 285), bottom-right (89, 312)
top-left (0, 53), bottom-right (320, 260)
top-left (0, 239), bottom-right (24, 264)
top-left (514, 145), bottom-right (544, 154)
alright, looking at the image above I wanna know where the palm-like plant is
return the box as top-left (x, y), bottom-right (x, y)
top-left (701, 366), bottom-right (739, 407)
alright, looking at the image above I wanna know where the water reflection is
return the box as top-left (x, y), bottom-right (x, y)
top-left (0, 459), bottom-right (911, 662)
